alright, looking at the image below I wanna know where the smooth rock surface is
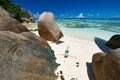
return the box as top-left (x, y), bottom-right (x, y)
top-left (0, 31), bottom-right (58, 80)
top-left (106, 34), bottom-right (120, 49)
top-left (38, 12), bottom-right (63, 41)
top-left (92, 48), bottom-right (120, 80)
top-left (21, 8), bottom-right (35, 23)
top-left (0, 6), bottom-right (29, 33)
top-left (20, 32), bottom-right (51, 49)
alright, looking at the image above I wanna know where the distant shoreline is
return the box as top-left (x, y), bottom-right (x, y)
top-left (55, 17), bottom-right (120, 19)
top-left (34, 18), bottom-right (120, 21)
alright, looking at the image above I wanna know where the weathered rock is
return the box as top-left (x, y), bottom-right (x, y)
top-left (0, 31), bottom-right (58, 80)
top-left (0, 6), bottom-right (29, 33)
top-left (38, 12), bottom-right (63, 41)
top-left (106, 34), bottom-right (120, 49)
top-left (92, 48), bottom-right (120, 80)
top-left (20, 32), bottom-right (51, 49)
top-left (21, 8), bottom-right (35, 23)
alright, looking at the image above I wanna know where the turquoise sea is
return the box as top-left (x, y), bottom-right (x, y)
top-left (26, 18), bottom-right (120, 41)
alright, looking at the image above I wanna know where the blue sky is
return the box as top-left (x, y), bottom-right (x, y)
top-left (12, 0), bottom-right (120, 18)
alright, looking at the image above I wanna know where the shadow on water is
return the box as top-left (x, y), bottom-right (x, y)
top-left (94, 37), bottom-right (111, 53)
top-left (86, 62), bottom-right (95, 80)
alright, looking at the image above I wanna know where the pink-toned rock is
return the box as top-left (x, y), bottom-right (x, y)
top-left (92, 48), bottom-right (120, 80)
top-left (38, 12), bottom-right (63, 41)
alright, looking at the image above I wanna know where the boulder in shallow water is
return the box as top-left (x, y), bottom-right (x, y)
top-left (92, 48), bottom-right (120, 80)
top-left (38, 12), bottom-right (63, 41)
top-left (106, 34), bottom-right (120, 49)
top-left (0, 31), bottom-right (58, 80)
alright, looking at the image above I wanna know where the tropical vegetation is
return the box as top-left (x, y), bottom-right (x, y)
top-left (0, 0), bottom-right (24, 21)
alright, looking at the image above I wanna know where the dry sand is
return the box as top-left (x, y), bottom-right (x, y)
top-left (33, 31), bottom-right (102, 80)
top-left (48, 35), bottom-right (103, 80)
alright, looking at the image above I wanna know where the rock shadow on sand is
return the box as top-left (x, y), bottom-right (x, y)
top-left (52, 40), bottom-right (64, 45)
top-left (94, 37), bottom-right (111, 53)
top-left (86, 62), bottom-right (95, 80)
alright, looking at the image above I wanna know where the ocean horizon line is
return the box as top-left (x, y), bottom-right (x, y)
top-left (35, 17), bottom-right (120, 20)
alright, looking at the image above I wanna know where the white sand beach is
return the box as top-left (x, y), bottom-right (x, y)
top-left (31, 20), bottom-right (112, 79)
top-left (47, 34), bottom-right (103, 80)
top-left (33, 31), bottom-right (103, 80)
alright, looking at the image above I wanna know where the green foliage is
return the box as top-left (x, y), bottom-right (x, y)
top-left (0, 0), bottom-right (24, 21)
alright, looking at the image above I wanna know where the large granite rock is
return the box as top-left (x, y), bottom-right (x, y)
top-left (38, 12), bottom-right (63, 41)
top-left (20, 32), bottom-right (51, 49)
top-left (0, 6), bottom-right (29, 33)
top-left (0, 31), bottom-right (58, 80)
top-left (21, 8), bottom-right (35, 23)
top-left (92, 48), bottom-right (120, 80)
top-left (106, 34), bottom-right (120, 49)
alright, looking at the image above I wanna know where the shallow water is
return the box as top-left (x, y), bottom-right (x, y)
top-left (25, 18), bottom-right (120, 41)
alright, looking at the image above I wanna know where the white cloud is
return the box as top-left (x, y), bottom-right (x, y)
top-left (78, 13), bottom-right (84, 18)
top-left (61, 14), bottom-right (65, 17)
top-left (91, 14), bottom-right (93, 16)
top-left (96, 14), bottom-right (99, 16)
top-left (33, 12), bottom-right (40, 18)
top-left (69, 16), bottom-right (73, 18)
top-left (88, 13), bottom-right (94, 17)
top-left (88, 13), bottom-right (90, 17)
